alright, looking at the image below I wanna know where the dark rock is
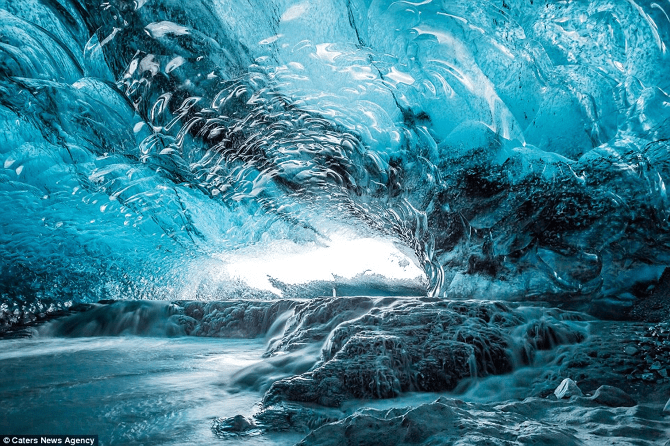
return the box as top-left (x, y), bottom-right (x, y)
top-left (590, 385), bottom-right (637, 407)
top-left (211, 415), bottom-right (257, 437)
top-left (261, 297), bottom-right (586, 407)
top-left (182, 299), bottom-right (296, 338)
top-left (630, 268), bottom-right (670, 323)
top-left (524, 319), bottom-right (585, 350)
top-left (267, 296), bottom-right (377, 354)
top-left (37, 301), bottom-right (193, 337)
top-left (642, 373), bottom-right (656, 382)
top-left (253, 403), bottom-right (341, 433)
top-left (624, 345), bottom-right (639, 355)
top-left (296, 398), bottom-right (581, 446)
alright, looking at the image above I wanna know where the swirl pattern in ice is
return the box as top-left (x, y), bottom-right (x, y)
top-left (2, 0), bottom-right (670, 319)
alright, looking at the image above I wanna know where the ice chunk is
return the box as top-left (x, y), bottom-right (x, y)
top-left (554, 378), bottom-right (583, 399)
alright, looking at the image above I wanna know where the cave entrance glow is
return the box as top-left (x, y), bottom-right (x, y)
top-left (216, 234), bottom-right (426, 295)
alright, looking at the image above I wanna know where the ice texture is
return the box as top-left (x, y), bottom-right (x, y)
top-left (4, 1), bottom-right (670, 443)
top-left (2, 1), bottom-right (670, 315)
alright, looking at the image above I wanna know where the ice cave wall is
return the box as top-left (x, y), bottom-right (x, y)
top-left (1, 0), bottom-right (670, 319)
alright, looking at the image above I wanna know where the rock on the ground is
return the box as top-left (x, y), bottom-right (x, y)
top-left (182, 300), bottom-right (295, 337)
top-left (212, 415), bottom-right (258, 438)
top-left (297, 398), bottom-right (581, 446)
top-left (260, 297), bottom-right (587, 407)
top-left (554, 378), bottom-right (583, 399)
top-left (211, 415), bottom-right (258, 437)
top-left (590, 385), bottom-right (637, 407)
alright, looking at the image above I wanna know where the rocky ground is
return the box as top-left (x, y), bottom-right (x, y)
top-left (6, 296), bottom-right (670, 444)
top-left (206, 296), bottom-right (670, 445)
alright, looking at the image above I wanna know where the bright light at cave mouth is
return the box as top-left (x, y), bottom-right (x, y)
top-left (215, 234), bottom-right (425, 295)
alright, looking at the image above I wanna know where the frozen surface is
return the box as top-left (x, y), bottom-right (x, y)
top-left (0, 336), bottom-right (307, 445)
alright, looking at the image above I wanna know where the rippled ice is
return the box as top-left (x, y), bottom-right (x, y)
top-left (3, 0), bottom-right (670, 443)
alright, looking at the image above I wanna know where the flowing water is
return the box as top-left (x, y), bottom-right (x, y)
top-left (1, 299), bottom-right (668, 445)
top-left (0, 336), bottom-right (306, 445)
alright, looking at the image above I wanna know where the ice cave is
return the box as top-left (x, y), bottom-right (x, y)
top-left (1, 0), bottom-right (670, 444)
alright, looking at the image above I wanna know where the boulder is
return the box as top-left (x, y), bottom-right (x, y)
top-left (590, 385), bottom-right (637, 407)
top-left (259, 297), bottom-right (588, 408)
top-left (212, 415), bottom-right (257, 437)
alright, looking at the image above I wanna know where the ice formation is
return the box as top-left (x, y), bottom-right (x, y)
top-left (3, 0), bottom-right (670, 444)
top-left (2, 0), bottom-right (670, 318)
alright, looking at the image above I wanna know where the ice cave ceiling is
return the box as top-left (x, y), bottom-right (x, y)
top-left (1, 0), bottom-right (670, 319)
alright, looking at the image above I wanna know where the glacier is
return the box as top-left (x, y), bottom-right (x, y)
top-left (1, 0), bottom-right (670, 445)
top-left (3, 0), bottom-right (670, 313)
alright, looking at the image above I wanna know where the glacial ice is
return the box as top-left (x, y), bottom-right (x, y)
top-left (2, 0), bottom-right (670, 315)
top-left (554, 377), bottom-right (583, 399)
top-left (3, 0), bottom-right (670, 444)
